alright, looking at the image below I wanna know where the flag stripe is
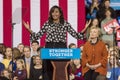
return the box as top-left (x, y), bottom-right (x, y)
top-left (77, 0), bottom-right (85, 47)
top-left (59, 0), bottom-right (68, 46)
top-left (0, 0), bottom-right (3, 43)
top-left (22, 0), bottom-right (31, 46)
top-left (59, 0), bottom-right (68, 21)
top-left (40, 0), bottom-right (49, 47)
top-left (30, 0), bottom-right (40, 44)
top-left (12, 0), bottom-right (22, 47)
top-left (3, 0), bottom-right (12, 47)
top-left (49, 0), bottom-right (59, 9)
top-left (68, 0), bottom-right (77, 46)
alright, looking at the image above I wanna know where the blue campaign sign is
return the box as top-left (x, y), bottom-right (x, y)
top-left (41, 48), bottom-right (81, 59)
top-left (110, 0), bottom-right (120, 10)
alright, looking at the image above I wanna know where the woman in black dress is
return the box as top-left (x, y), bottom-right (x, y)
top-left (30, 55), bottom-right (47, 80)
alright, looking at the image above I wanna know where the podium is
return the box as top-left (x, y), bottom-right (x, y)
top-left (41, 48), bottom-right (80, 80)
top-left (51, 60), bottom-right (70, 80)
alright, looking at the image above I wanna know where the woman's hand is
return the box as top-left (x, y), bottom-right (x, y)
top-left (23, 20), bottom-right (33, 34)
top-left (86, 63), bottom-right (101, 70)
top-left (85, 19), bottom-right (91, 28)
top-left (69, 73), bottom-right (75, 80)
top-left (81, 19), bottom-right (91, 33)
top-left (23, 21), bottom-right (30, 30)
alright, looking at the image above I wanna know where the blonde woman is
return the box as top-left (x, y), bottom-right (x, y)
top-left (82, 27), bottom-right (108, 80)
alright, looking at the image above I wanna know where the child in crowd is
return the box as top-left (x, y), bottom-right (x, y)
top-left (69, 59), bottom-right (84, 80)
top-left (8, 48), bottom-right (21, 73)
top-left (17, 43), bottom-right (24, 58)
top-left (68, 43), bottom-right (77, 48)
top-left (107, 54), bottom-right (120, 80)
top-left (13, 59), bottom-right (27, 80)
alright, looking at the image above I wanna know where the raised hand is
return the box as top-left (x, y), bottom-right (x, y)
top-left (85, 19), bottom-right (91, 28)
top-left (23, 21), bottom-right (30, 30)
top-left (23, 20), bottom-right (33, 34)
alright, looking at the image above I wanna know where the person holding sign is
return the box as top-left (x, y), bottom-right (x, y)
top-left (23, 5), bottom-right (85, 80)
top-left (82, 27), bottom-right (108, 80)
top-left (101, 8), bottom-right (115, 47)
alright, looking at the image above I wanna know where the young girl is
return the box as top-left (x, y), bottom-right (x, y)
top-left (13, 59), bottom-right (27, 80)
top-left (107, 54), bottom-right (120, 80)
top-left (69, 59), bottom-right (84, 80)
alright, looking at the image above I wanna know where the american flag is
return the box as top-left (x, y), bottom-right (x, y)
top-left (0, 0), bottom-right (85, 47)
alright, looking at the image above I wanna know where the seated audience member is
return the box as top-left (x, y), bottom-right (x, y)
top-left (82, 27), bottom-right (108, 80)
top-left (69, 59), bottom-right (84, 80)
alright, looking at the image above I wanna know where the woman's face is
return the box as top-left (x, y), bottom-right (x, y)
top-left (105, 10), bottom-right (111, 17)
top-left (35, 57), bottom-right (42, 65)
top-left (17, 44), bottom-right (24, 53)
top-left (109, 56), bottom-right (116, 65)
top-left (16, 61), bottom-right (22, 69)
top-left (52, 8), bottom-right (61, 20)
top-left (92, 19), bottom-right (98, 26)
top-left (89, 28), bottom-right (99, 39)
top-left (105, 1), bottom-right (110, 8)
top-left (73, 59), bottom-right (80, 66)
top-left (5, 48), bottom-right (12, 57)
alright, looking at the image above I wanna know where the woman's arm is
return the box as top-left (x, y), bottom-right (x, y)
top-left (66, 22), bottom-right (84, 40)
top-left (23, 20), bottom-right (47, 41)
top-left (81, 19), bottom-right (91, 33)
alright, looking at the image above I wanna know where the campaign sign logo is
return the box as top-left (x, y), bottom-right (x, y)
top-left (41, 48), bottom-right (81, 59)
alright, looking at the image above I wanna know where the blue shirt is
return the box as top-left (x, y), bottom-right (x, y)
top-left (107, 67), bottom-right (120, 80)
top-left (0, 62), bottom-right (5, 73)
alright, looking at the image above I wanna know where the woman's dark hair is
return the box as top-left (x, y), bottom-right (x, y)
top-left (48, 5), bottom-right (64, 25)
